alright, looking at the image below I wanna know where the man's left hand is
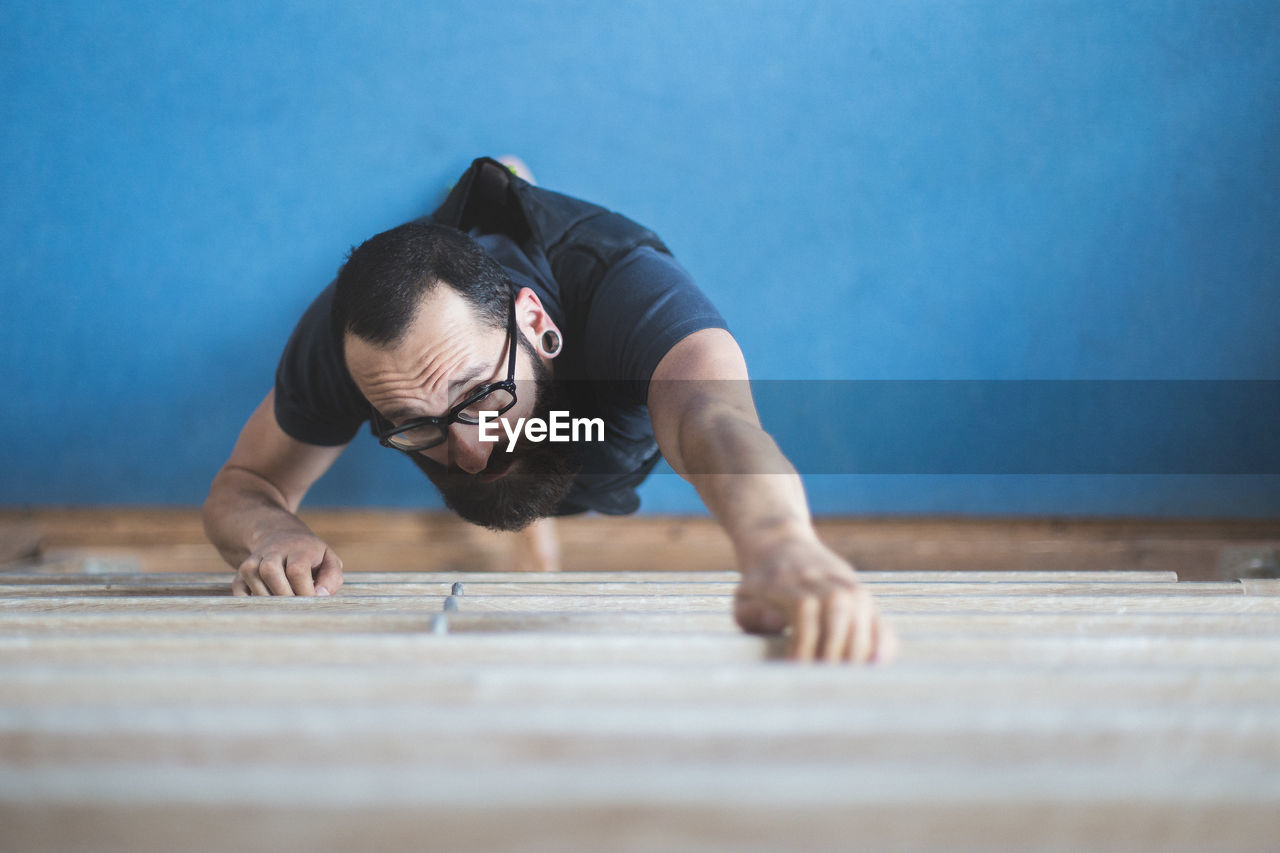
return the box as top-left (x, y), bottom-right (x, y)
top-left (733, 535), bottom-right (898, 664)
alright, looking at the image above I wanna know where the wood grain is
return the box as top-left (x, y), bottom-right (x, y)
top-left (2, 528), bottom-right (1279, 851)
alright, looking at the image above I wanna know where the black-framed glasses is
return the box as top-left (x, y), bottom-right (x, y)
top-left (371, 298), bottom-right (519, 452)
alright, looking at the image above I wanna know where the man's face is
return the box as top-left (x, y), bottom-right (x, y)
top-left (344, 287), bottom-right (578, 531)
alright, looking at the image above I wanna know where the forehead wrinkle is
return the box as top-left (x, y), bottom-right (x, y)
top-left (351, 290), bottom-right (508, 419)
top-left (363, 340), bottom-right (486, 418)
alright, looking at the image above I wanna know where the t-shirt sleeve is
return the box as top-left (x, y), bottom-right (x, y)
top-left (581, 246), bottom-right (729, 394)
top-left (272, 282), bottom-right (369, 446)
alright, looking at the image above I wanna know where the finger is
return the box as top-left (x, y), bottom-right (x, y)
top-left (233, 557), bottom-right (255, 597)
top-left (258, 554), bottom-right (294, 596)
top-left (284, 552), bottom-right (315, 597)
top-left (313, 549), bottom-right (344, 597)
top-left (820, 593), bottom-right (853, 663)
top-left (850, 591), bottom-right (876, 664)
top-left (873, 618), bottom-right (901, 664)
top-left (789, 596), bottom-right (821, 662)
top-left (244, 568), bottom-right (271, 597)
top-left (238, 556), bottom-right (271, 597)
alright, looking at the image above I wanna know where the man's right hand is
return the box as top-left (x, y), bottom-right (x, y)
top-left (204, 390), bottom-right (350, 597)
top-left (232, 532), bottom-right (344, 597)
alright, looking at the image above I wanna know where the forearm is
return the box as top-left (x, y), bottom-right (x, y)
top-left (646, 331), bottom-right (891, 661)
top-left (202, 467), bottom-right (318, 567)
top-left (674, 403), bottom-right (819, 566)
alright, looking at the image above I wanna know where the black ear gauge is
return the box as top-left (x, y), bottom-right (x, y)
top-left (541, 329), bottom-right (562, 357)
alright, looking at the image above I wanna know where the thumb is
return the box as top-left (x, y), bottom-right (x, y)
top-left (733, 587), bottom-right (788, 634)
top-left (313, 549), bottom-right (344, 596)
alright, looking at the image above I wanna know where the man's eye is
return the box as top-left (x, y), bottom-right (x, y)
top-left (461, 394), bottom-right (492, 418)
top-left (447, 385), bottom-right (485, 410)
top-left (400, 424), bottom-right (439, 441)
top-left (462, 388), bottom-right (514, 418)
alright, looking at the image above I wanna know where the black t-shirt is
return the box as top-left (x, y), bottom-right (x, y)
top-left (273, 229), bottom-right (728, 514)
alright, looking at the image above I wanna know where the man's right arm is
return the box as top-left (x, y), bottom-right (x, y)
top-left (203, 389), bottom-right (349, 596)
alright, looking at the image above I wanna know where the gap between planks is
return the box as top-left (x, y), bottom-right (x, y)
top-left (5, 711), bottom-right (1277, 768)
top-left (7, 610), bottom-right (1280, 636)
top-left (0, 570), bottom-right (1184, 583)
top-left (1, 798), bottom-right (1270, 853)
top-left (5, 632), bottom-right (1280, 667)
top-left (3, 593), bottom-right (1277, 615)
top-left (6, 666), bottom-right (1280, 715)
top-left (0, 581), bottom-right (1243, 599)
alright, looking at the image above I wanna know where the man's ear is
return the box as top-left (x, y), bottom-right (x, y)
top-left (513, 287), bottom-right (562, 357)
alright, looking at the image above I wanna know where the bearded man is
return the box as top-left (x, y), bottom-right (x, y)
top-left (203, 156), bottom-right (895, 663)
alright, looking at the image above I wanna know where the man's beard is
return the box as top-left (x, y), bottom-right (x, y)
top-left (411, 338), bottom-right (581, 532)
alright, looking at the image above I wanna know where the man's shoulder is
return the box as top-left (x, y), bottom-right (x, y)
top-left (435, 157), bottom-right (671, 278)
top-left (273, 279), bottom-right (366, 447)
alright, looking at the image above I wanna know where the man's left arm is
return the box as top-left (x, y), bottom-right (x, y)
top-left (647, 328), bottom-right (898, 664)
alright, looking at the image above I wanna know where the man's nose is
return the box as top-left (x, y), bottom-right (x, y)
top-left (445, 423), bottom-right (492, 474)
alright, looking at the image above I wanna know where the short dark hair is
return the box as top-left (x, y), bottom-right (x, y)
top-left (332, 221), bottom-right (512, 348)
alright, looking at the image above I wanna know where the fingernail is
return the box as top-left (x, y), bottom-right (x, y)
top-left (316, 586), bottom-right (330, 597)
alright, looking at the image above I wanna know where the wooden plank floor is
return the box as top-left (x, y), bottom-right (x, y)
top-left (6, 508), bottom-right (1280, 579)
top-left (2, 565), bottom-right (1278, 852)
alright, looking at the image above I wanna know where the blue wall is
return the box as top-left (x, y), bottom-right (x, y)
top-left (3, 1), bottom-right (1278, 515)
